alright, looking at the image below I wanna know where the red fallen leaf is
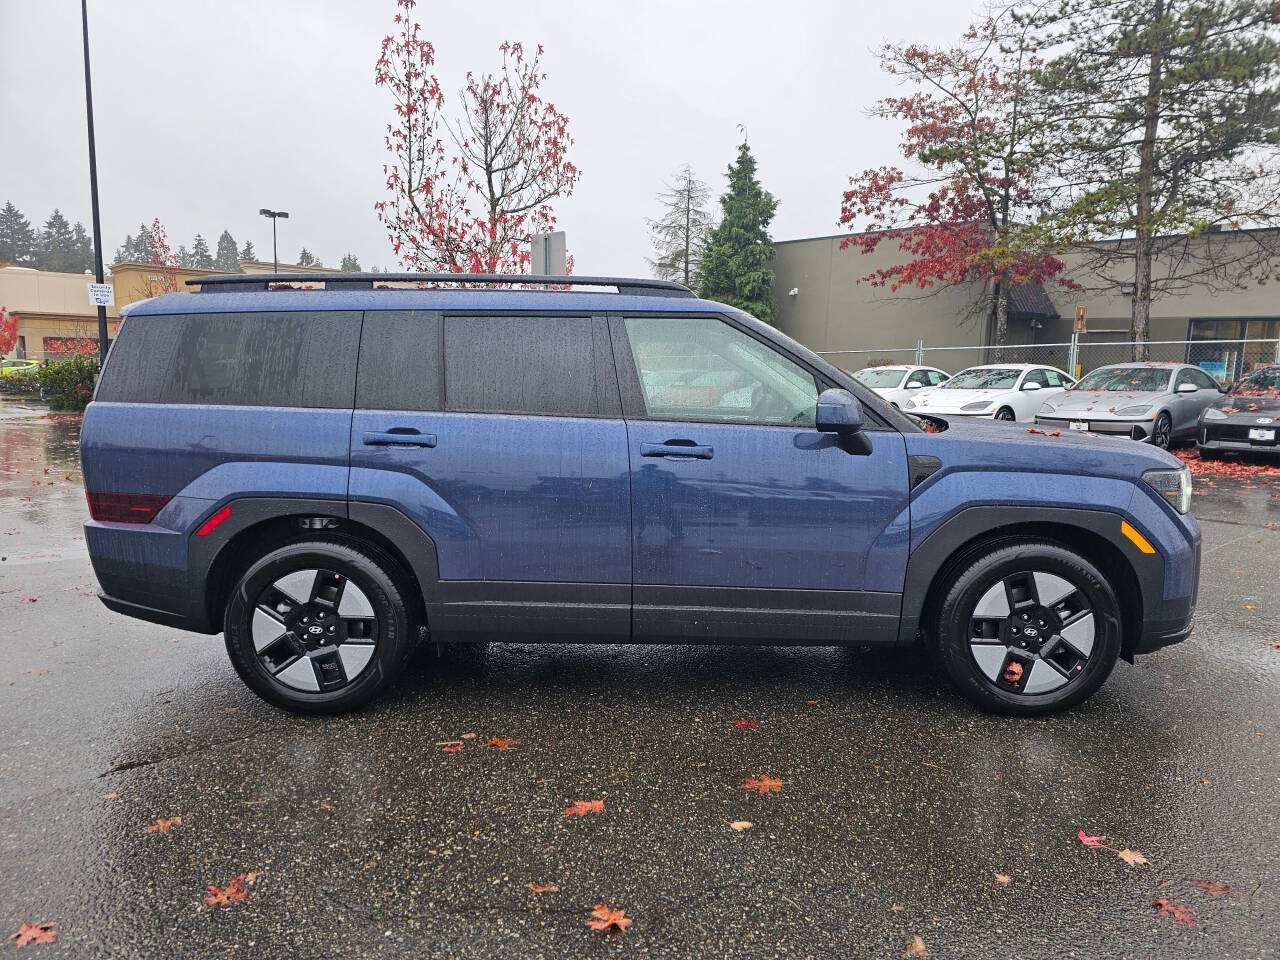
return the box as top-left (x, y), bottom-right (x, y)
top-left (527, 882), bottom-right (559, 894)
top-left (144, 815), bottom-right (182, 834)
top-left (1152, 898), bottom-right (1198, 926)
top-left (902, 934), bottom-right (929, 957)
top-left (20, 596), bottom-right (38, 604)
top-left (203, 874), bottom-right (253, 907)
top-left (437, 741), bottom-right (463, 752)
top-left (1002, 661), bottom-right (1024, 684)
top-left (1027, 428), bottom-right (1062, 437)
top-left (487, 737), bottom-right (520, 750)
top-left (731, 719), bottom-right (760, 731)
top-left (1077, 829), bottom-right (1108, 848)
top-left (564, 799), bottom-right (604, 816)
top-left (585, 903), bottom-right (632, 932)
top-left (1194, 880), bottom-right (1231, 896)
top-left (8, 921), bottom-right (57, 948)
top-left (741, 775), bottom-right (783, 794)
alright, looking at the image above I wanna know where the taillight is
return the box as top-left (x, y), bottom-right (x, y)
top-left (85, 491), bottom-right (172, 524)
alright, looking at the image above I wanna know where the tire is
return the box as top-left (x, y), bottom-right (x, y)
top-left (1151, 411), bottom-right (1173, 449)
top-left (929, 540), bottom-right (1122, 716)
top-left (995, 407), bottom-right (1016, 422)
top-left (224, 538), bottom-right (416, 714)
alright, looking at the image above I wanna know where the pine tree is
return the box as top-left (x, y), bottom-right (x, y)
top-left (114, 223), bottom-right (153, 264)
top-left (176, 245), bottom-right (193, 268)
top-left (70, 222), bottom-right (94, 273)
top-left (239, 240), bottom-right (256, 262)
top-left (1026, 0), bottom-right (1280, 358)
top-left (699, 142), bottom-right (779, 324)
top-left (297, 248), bottom-right (321, 267)
top-left (214, 230), bottom-right (241, 271)
top-left (190, 234), bottom-right (214, 269)
top-left (35, 210), bottom-right (78, 272)
top-left (646, 165), bottom-right (714, 288)
top-left (0, 202), bottom-right (37, 265)
top-left (340, 253), bottom-right (362, 272)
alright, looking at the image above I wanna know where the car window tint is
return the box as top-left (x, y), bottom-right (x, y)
top-left (1178, 368), bottom-right (1215, 390)
top-left (1025, 369), bottom-right (1048, 387)
top-left (906, 369), bottom-right (931, 386)
top-left (1042, 369), bottom-right (1064, 387)
top-left (1191, 369), bottom-right (1216, 389)
top-left (95, 311), bottom-right (360, 407)
top-left (928, 370), bottom-right (946, 385)
top-left (622, 316), bottom-right (818, 426)
top-left (356, 311), bottom-right (442, 410)
top-left (444, 315), bottom-right (598, 416)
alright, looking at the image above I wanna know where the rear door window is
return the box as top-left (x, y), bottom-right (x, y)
top-left (96, 311), bottom-right (360, 407)
top-left (356, 311), bottom-right (442, 410)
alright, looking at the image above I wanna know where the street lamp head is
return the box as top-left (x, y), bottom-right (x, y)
top-left (259, 209), bottom-right (289, 219)
top-left (259, 208), bottom-right (273, 217)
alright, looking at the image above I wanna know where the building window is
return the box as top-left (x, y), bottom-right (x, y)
top-left (16, 336), bottom-right (26, 359)
top-left (1188, 319), bottom-right (1280, 382)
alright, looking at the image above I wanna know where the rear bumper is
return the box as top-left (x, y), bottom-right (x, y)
top-left (98, 592), bottom-right (213, 633)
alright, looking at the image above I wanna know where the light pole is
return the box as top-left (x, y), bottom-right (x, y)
top-left (259, 208), bottom-right (289, 273)
top-left (80, 0), bottom-right (108, 364)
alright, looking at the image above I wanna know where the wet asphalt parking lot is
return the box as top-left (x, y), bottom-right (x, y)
top-left (1, 406), bottom-right (1278, 959)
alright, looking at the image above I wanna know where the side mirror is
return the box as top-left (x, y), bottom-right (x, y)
top-left (1177, 382), bottom-right (1197, 393)
top-left (1021, 381), bottom-right (1042, 391)
top-left (816, 388), bottom-right (865, 435)
top-left (904, 381), bottom-right (923, 390)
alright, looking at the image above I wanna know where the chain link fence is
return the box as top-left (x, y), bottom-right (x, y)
top-left (818, 336), bottom-right (1280, 384)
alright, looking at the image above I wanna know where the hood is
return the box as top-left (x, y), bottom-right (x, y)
top-left (908, 387), bottom-right (1008, 411)
top-left (1048, 389), bottom-right (1165, 414)
top-left (1212, 392), bottom-right (1280, 416)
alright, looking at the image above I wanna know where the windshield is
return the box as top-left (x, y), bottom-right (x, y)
top-left (1074, 367), bottom-right (1171, 392)
top-left (1233, 367), bottom-right (1280, 396)
top-left (944, 367), bottom-right (1021, 389)
top-left (853, 367), bottom-right (906, 388)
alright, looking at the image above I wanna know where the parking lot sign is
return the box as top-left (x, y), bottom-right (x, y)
top-left (87, 282), bottom-right (114, 307)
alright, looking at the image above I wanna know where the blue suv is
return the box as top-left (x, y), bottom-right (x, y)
top-left (81, 274), bottom-right (1200, 715)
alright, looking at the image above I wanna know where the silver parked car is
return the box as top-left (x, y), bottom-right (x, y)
top-left (1034, 362), bottom-right (1225, 448)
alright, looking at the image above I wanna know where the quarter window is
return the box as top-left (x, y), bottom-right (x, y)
top-left (621, 316), bottom-right (818, 426)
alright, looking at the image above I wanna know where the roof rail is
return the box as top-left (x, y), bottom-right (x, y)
top-left (186, 272), bottom-right (696, 298)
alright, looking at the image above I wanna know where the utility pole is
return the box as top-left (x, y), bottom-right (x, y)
top-left (259, 209), bottom-right (289, 273)
top-left (80, 0), bottom-right (108, 364)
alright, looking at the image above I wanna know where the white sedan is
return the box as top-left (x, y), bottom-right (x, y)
top-left (852, 365), bottom-right (951, 409)
top-left (903, 363), bottom-right (1075, 422)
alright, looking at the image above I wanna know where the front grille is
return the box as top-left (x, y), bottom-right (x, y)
top-left (1205, 423), bottom-right (1278, 443)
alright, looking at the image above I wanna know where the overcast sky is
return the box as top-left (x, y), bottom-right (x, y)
top-left (1, 0), bottom-right (976, 276)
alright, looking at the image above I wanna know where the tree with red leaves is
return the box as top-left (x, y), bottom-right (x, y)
top-left (141, 219), bottom-right (180, 299)
top-left (374, 0), bottom-right (579, 274)
top-left (838, 15), bottom-right (1069, 354)
top-left (0, 305), bottom-right (18, 356)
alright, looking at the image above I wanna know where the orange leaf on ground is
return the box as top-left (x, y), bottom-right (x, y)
top-left (730, 820), bottom-right (753, 831)
top-left (1002, 661), bottom-right (1024, 684)
top-left (804, 699), bottom-right (818, 706)
top-left (8, 922), bottom-right (57, 948)
top-left (741, 775), bottom-right (783, 794)
top-left (487, 737), bottom-right (520, 750)
top-left (1117, 848), bottom-right (1149, 867)
top-left (144, 816), bottom-right (182, 834)
top-left (902, 934), bottom-right (929, 957)
top-left (994, 872), bottom-right (1011, 885)
top-left (564, 799), bottom-right (604, 817)
top-left (527, 882), bottom-right (559, 894)
top-left (437, 741), bottom-right (463, 753)
top-left (1153, 899), bottom-right (1198, 926)
top-left (1194, 880), bottom-right (1231, 896)
top-left (585, 903), bottom-right (632, 932)
top-left (731, 719), bottom-right (760, 731)
top-left (203, 875), bottom-right (252, 907)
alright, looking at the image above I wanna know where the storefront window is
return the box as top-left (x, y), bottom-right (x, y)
top-left (1187, 319), bottom-right (1280, 382)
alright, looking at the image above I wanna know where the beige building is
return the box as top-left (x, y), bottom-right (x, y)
top-left (0, 259), bottom-right (338, 361)
top-left (772, 229), bottom-right (1280, 380)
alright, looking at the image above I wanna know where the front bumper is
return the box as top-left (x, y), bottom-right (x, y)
top-left (1198, 422), bottom-right (1280, 455)
top-left (1036, 416), bottom-right (1153, 440)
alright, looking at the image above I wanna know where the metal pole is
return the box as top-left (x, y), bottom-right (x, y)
top-left (272, 219), bottom-right (278, 273)
top-left (80, 0), bottom-right (108, 365)
top-left (1068, 331), bottom-right (1079, 379)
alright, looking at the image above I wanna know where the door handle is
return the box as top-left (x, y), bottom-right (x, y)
top-left (640, 441), bottom-right (713, 460)
top-left (362, 429), bottom-right (437, 448)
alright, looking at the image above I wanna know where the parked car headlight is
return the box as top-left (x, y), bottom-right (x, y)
top-left (1115, 404), bottom-right (1153, 417)
top-left (1202, 407), bottom-right (1228, 420)
top-left (1037, 402), bottom-right (1056, 416)
top-left (1143, 467), bottom-right (1192, 515)
top-left (961, 400), bottom-right (993, 411)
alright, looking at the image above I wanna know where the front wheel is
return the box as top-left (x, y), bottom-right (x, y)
top-left (994, 407), bottom-right (1016, 422)
top-left (930, 541), bottom-right (1122, 715)
top-left (224, 539), bottom-right (416, 713)
top-left (1150, 411), bottom-right (1173, 449)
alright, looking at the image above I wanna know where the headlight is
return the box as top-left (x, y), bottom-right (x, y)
top-left (904, 398), bottom-right (917, 409)
top-left (1115, 404), bottom-right (1153, 417)
top-left (961, 400), bottom-right (993, 411)
top-left (1202, 407), bottom-right (1228, 421)
top-left (1037, 402), bottom-right (1056, 416)
top-left (1143, 467), bottom-right (1192, 515)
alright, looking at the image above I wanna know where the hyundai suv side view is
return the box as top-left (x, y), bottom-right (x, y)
top-left (81, 274), bottom-right (1201, 716)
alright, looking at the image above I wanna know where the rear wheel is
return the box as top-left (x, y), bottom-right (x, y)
top-left (1151, 411), bottom-right (1173, 449)
top-left (224, 539), bottom-right (415, 713)
top-left (930, 540), bottom-right (1122, 715)
top-left (995, 407), bottom-right (1016, 421)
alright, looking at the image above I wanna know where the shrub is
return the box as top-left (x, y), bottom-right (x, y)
top-left (38, 354), bottom-right (99, 411)
top-left (0, 368), bottom-right (40, 397)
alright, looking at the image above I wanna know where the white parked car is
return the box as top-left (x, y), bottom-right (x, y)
top-left (851, 365), bottom-right (950, 408)
top-left (904, 363), bottom-right (1075, 422)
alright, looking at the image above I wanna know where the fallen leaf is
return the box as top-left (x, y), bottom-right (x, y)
top-left (438, 741), bottom-right (463, 753)
top-left (1002, 661), bottom-right (1024, 684)
top-left (527, 882), bottom-right (559, 894)
top-left (585, 903), bottom-right (632, 933)
top-left (104, 792), bottom-right (119, 800)
top-left (203, 875), bottom-right (252, 907)
top-left (144, 816), bottom-right (182, 834)
top-left (805, 699), bottom-right (818, 706)
top-left (1152, 898), bottom-right (1198, 926)
top-left (487, 737), bottom-right (520, 750)
top-left (729, 820), bottom-right (753, 831)
top-left (1267, 641), bottom-right (1280, 650)
top-left (731, 719), bottom-right (760, 731)
top-left (741, 775), bottom-right (783, 794)
top-left (1077, 829), bottom-right (1108, 848)
top-left (1117, 848), bottom-right (1149, 867)
top-left (461, 732), bottom-right (477, 740)
top-left (564, 799), bottom-right (605, 817)
top-left (20, 596), bottom-right (38, 604)
top-left (1199, 777), bottom-right (1212, 785)
top-left (902, 934), bottom-right (929, 957)
top-left (1244, 604), bottom-right (1257, 611)
top-left (8, 922), bottom-right (57, 948)
top-left (994, 872), bottom-right (1011, 885)
top-left (890, 903), bottom-right (906, 911)
top-left (1194, 880), bottom-right (1231, 897)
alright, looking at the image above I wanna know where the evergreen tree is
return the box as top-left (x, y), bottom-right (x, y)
top-left (0, 202), bottom-right (37, 265)
top-left (239, 240), bottom-right (256, 262)
top-left (339, 253), bottom-right (362, 272)
top-left (699, 142), bottom-right (779, 324)
top-left (297, 248), bottom-right (321, 267)
top-left (69, 221), bottom-right (94, 273)
top-left (214, 230), bottom-right (241, 271)
top-left (190, 234), bottom-right (214, 269)
top-left (647, 165), bottom-right (714, 288)
top-left (35, 209), bottom-right (78, 272)
top-left (176, 245), bottom-right (193, 268)
top-left (113, 223), bottom-right (153, 264)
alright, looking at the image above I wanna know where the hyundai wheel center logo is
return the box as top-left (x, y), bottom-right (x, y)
top-left (1023, 626), bottom-right (1040, 639)
top-left (308, 625), bottom-right (324, 635)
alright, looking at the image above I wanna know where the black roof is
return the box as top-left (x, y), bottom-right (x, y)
top-left (1008, 283), bottom-right (1060, 321)
top-left (186, 273), bottom-right (695, 298)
